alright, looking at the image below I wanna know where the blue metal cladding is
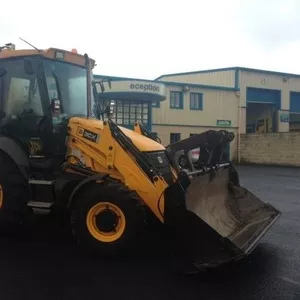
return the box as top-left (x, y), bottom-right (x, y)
top-left (246, 87), bottom-right (281, 109)
top-left (290, 92), bottom-right (300, 113)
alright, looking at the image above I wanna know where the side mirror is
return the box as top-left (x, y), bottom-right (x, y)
top-left (24, 60), bottom-right (35, 75)
top-left (0, 68), bottom-right (7, 78)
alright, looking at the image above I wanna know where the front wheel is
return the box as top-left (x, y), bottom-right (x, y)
top-left (70, 181), bottom-right (144, 256)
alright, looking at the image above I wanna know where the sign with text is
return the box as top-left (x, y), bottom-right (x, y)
top-left (96, 80), bottom-right (165, 97)
top-left (216, 120), bottom-right (231, 127)
top-left (129, 83), bottom-right (160, 92)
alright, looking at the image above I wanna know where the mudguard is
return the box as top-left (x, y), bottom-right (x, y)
top-left (0, 136), bottom-right (29, 179)
top-left (67, 172), bottom-right (109, 209)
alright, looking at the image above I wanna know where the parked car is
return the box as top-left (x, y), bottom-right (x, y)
top-left (178, 147), bottom-right (200, 170)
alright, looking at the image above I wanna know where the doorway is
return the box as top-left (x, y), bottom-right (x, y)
top-left (246, 103), bottom-right (276, 133)
top-left (246, 87), bottom-right (280, 133)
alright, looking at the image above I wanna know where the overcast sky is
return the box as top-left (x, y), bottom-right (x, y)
top-left (1, 0), bottom-right (300, 79)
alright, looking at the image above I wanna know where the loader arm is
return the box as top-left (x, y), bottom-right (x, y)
top-left (108, 120), bottom-right (159, 182)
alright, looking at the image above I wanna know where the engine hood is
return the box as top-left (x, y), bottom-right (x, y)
top-left (119, 126), bottom-right (166, 152)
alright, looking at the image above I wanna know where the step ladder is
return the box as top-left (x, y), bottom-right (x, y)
top-left (27, 179), bottom-right (55, 209)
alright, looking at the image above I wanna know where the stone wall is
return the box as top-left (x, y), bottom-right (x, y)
top-left (239, 132), bottom-right (300, 166)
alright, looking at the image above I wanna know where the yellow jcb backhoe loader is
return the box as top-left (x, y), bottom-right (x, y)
top-left (0, 42), bottom-right (281, 273)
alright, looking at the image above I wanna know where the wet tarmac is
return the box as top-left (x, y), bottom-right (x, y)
top-left (0, 165), bottom-right (299, 300)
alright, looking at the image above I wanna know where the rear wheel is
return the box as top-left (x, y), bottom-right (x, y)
top-left (70, 181), bottom-right (144, 255)
top-left (0, 151), bottom-right (30, 229)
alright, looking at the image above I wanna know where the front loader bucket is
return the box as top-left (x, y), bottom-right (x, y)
top-left (164, 166), bottom-right (281, 271)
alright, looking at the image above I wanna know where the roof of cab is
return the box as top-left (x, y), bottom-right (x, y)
top-left (0, 48), bottom-right (96, 69)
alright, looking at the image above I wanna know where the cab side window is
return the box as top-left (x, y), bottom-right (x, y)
top-left (1, 59), bottom-right (44, 118)
top-left (6, 77), bottom-right (43, 117)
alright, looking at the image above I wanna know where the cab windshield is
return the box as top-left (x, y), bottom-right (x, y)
top-left (0, 57), bottom-right (89, 120)
top-left (43, 59), bottom-right (88, 119)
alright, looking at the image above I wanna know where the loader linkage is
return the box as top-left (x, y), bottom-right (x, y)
top-left (166, 130), bottom-right (234, 174)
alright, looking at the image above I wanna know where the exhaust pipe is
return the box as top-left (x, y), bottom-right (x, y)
top-left (84, 53), bottom-right (92, 118)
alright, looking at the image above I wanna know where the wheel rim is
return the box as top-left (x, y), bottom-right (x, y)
top-left (0, 184), bottom-right (3, 209)
top-left (86, 202), bottom-right (126, 242)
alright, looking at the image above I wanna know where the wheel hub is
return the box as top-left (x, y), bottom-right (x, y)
top-left (95, 208), bottom-right (119, 233)
top-left (86, 202), bottom-right (126, 243)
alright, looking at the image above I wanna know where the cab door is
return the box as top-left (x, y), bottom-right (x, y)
top-left (0, 58), bottom-right (54, 158)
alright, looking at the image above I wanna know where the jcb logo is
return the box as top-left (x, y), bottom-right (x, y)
top-left (83, 130), bottom-right (98, 143)
top-left (77, 127), bottom-right (99, 143)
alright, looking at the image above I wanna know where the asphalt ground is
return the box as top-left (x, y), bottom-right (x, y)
top-left (0, 165), bottom-right (299, 300)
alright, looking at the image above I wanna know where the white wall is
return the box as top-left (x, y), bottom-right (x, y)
top-left (151, 84), bottom-right (239, 160)
top-left (152, 85), bottom-right (239, 127)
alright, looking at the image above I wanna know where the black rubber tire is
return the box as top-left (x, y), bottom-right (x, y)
top-left (0, 151), bottom-right (30, 230)
top-left (70, 181), bottom-right (144, 256)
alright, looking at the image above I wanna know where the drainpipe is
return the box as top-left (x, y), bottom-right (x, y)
top-left (236, 69), bottom-right (241, 164)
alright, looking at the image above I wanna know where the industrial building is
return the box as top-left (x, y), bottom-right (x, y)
top-left (94, 67), bottom-right (300, 160)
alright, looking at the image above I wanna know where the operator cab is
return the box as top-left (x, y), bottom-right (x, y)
top-left (0, 46), bottom-right (94, 176)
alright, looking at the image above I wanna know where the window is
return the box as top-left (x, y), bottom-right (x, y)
top-left (190, 93), bottom-right (203, 110)
top-left (170, 91), bottom-right (183, 109)
top-left (1, 59), bottom-right (44, 117)
top-left (152, 100), bottom-right (160, 108)
top-left (68, 77), bottom-right (88, 114)
top-left (170, 133), bottom-right (181, 144)
top-left (110, 100), bottom-right (149, 129)
top-left (43, 59), bottom-right (88, 119)
top-left (6, 77), bottom-right (43, 116)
